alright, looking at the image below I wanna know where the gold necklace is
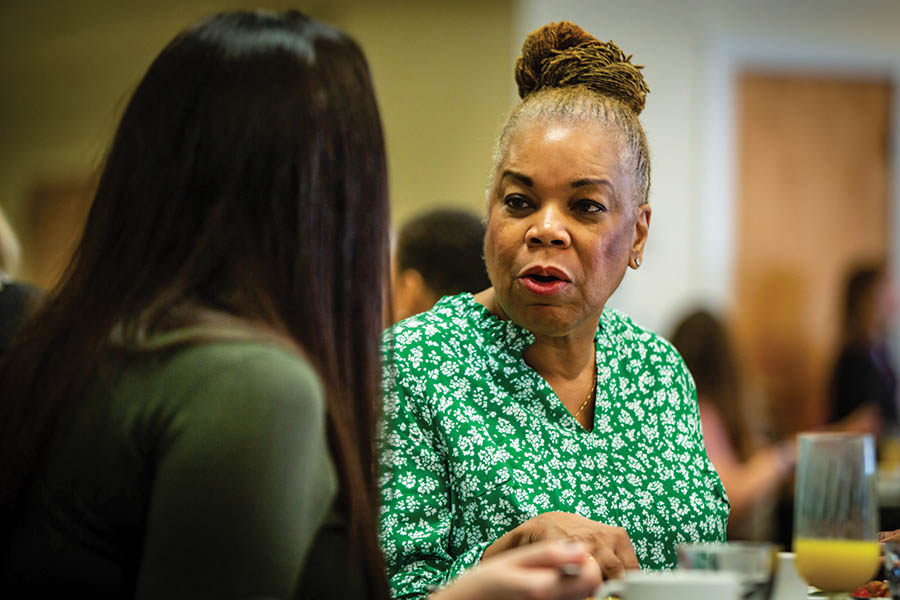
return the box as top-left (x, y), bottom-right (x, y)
top-left (573, 364), bottom-right (597, 419)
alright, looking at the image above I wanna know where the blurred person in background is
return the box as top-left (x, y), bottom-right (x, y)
top-left (0, 10), bottom-right (600, 600)
top-left (392, 208), bottom-right (490, 323)
top-left (671, 309), bottom-right (796, 541)
top-left (0, 206), bottom-right (42, 355)
top-left (828, 262), bottom-right (898, 437)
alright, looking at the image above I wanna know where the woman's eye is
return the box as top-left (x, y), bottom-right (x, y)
top-left (574, 199), bottom-right (606, 214)
top-left (503, 195), bottom-right (531, 210)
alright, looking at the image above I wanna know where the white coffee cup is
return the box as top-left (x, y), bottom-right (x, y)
top-left (594, 570), bottom-right (740, 600)
top-left (770, 552), bottom-right (810, 600)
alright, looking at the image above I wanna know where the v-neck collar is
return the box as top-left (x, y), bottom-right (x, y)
top-left (453, 293), bottom-right (614, 434)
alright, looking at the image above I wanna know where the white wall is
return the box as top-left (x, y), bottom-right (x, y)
top-left (518, 0), bottom-right (900, 340)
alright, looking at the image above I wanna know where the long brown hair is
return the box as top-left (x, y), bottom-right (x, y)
top-left (671, 310), bottom-right (750, 459)
top-left (0, 11), bottom-right (389, 597)
top-left (841, 261), bottom-right (887, 344)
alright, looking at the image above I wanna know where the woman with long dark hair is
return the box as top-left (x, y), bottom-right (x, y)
top-left (0, 10), bottom-right (599, 599)
top-left (670, 309), bottom-right (795, 540)
top-left (829, 262), bottom-right (898, 433)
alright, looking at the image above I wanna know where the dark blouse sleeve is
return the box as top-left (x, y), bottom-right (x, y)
top-left (133, 345), bottom-right (336, 599)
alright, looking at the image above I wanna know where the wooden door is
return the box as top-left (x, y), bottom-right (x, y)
top-left (732, 72), bottom-right (892, 435)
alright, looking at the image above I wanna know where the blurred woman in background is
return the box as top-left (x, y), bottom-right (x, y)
top-left (828, 262), bottom-right (898, 437)
top-left (0, 10), bottom-right (599, 599)
top-left (671, 309), bottom-right (795, 540)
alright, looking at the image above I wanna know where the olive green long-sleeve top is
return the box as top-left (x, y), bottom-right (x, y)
top-left (378, 294), bottom-right (729, 599)
top-left (3, 332), bottom-right (337, 598)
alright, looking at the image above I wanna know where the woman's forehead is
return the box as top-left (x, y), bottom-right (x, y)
top-left (500, 120), bottom-right (630, 184)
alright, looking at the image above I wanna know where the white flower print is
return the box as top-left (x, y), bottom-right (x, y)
top-left (378, 294), bottom-right (729, 600)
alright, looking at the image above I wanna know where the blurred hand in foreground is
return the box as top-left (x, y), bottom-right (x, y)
top-left (432, 541), bottom-right (601, 600)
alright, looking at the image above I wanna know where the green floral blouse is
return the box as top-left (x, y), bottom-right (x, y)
top-left (378, 293), bottom-right (729, 599)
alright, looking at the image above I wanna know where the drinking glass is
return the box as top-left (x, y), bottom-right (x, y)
top-left (793, 433), bottom-right (879, 598)
top-left (677, 541), bottom-right (777, 600)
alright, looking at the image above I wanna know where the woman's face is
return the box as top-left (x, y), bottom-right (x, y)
top-left (484, 120), bottom-right (650, 338)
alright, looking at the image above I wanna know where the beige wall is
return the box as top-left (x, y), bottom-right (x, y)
top-left (334, 0), bottom-right (515, 226)
top-left (0, 0), bottom-right (515, 282)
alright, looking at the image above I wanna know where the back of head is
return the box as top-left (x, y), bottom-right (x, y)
top-left (493, 22), bottom-right (651, 205)
top-left (0, 11), bottom-right (389, 591)
top-left (395, 209), bottom-right (489, 298)
top-left (671, 310), bottom-right (735, 399)
top-left (670, 309), bottom-right (746, 456)
top-left (842, 261), bottom-right (887, 343)
top-left (20, 10), bottom-right (389, 351)
top-left (81, 10), bottom-right (387, 342)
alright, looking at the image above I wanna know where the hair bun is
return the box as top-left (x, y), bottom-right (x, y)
top-left (514, 21), bottom-right (649, 115)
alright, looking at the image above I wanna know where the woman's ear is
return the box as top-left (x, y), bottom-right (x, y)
top-left (630, 204), bottom-right (651, 269)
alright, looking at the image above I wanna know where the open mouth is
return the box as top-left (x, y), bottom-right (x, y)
top-left (519, 268), bottom-right (571, 296)
top-left (526, 273), bottom-right (562, 284)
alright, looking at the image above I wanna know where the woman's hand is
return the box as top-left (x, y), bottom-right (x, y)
top-left (880, 530), bottom-right (900, 544)
top-left (432, 541), bottom-right (601, 600)
top-left (481, 511), bottom-right (640, 580)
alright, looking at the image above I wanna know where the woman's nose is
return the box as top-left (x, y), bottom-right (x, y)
top-left (526, 206), bottom-right (571, 248)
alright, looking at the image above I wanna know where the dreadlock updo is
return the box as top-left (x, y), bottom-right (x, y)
top-left (492, 21), bottom-right (651, 205)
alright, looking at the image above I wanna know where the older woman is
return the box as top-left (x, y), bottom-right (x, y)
top-left (378, 21), bottom-right (729, 598)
